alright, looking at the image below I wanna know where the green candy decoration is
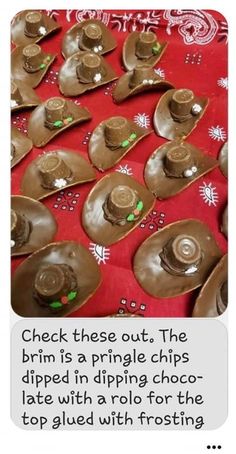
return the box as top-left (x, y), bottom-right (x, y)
top-left (136, 200), bottom-right (143, 211)
top-left (121, 139), bottom-right (129, 148)
top-left (127, 213), bottom-right (135, 222)
top-left (40, 63), bottom-right (46, 69)
top-left (67, 291), bottom-right (77, 301)
top-left (50, 301), bottom-right (62, 309)
top-left (66, 117), bottom-right (73, 123)
top-left (152, 43), bottom-right (161, 55)
top-left (130, 133), bottom-right (137, 141)
top-left (54, 120), bottom-right (63, 128)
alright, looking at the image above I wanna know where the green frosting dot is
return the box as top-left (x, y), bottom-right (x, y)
top-left (54, 120), bottom-right (63, 127)
top-left (50, 301), bottom-right (62, 309)
top-left (127, 213), bottom-right (135, 222)
top-left (67, 291), bottom-right (77, 301)
top-left (152, 43), bottom-right (161, 55)
top-left (136, 200), bottom-right (143, 211)
top-left (40, 63), bottom-right (46, 69)
top-left (67, 117), bottom-right (73, 123)
top-left (130, 133), bottom-right (137, 140)
top-left (121, 139), bottom-right (129, 148)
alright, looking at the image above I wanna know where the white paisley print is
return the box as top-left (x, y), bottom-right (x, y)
top-left (163, 10), bottom-right (218, 45)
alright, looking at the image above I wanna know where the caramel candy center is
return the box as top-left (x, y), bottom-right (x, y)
top-left (39, 155), bottom-right (61, 173)
top-left (139, 31), bottom-right (156, 44)
top-left (172, 89), bottom-right (194, 105)
top-left (23, 43), bottom-right (41, 58)
top-left (171, 235), bottom-right (201, 266)
top-left (82, 53), bottom-right (100, 68)
top-left (84, 24), bottom-right (102, 41)
top-left (25, 11), bottom-right (42, 24)
top-left (46, 97), bottom-right (66, 111)
top-left (34, 264), bottom-right (66, 298)
top-left (110, 185), bottom-right (137, 210)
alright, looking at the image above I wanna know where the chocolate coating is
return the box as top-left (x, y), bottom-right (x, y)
top-left (11, 78), bottom-right (40, 112)
top-left (28, 99), bottom-right (91, 147)
top-left (113, 66), bottom-right (174, 103)
top-left (133, 219), bottom-right (222, 298)
top-left (82, 172), bottom-right (155, 246)
top-left (11, 127), bottom-right (33, 169)
top-left (11, 241), bottom-right (102, 317)
top-left (21, 149), bottom-right (96, 200)
top-left (58, 51), bottom-right (117, 97)
top-left (122, 31), bottom-right (167, 71)
top-left (62, 19), bottom-right (117, 59)
top-left (144, 139), bottom-right (218, 199)
top-left (89, 116), bottom-right (152, 171)
top-left (219, 142), bottom-right (228, 178)
top-left (11, 44), bottom-right (56, 88)
top-left (154, 89), bottom-right (208, 140)
top-left (11, 10), bottom-right (61, 46)
top-left (11, 196), bottom-right (57, 257)
top-left (192, 255), bottom-right (228, 317)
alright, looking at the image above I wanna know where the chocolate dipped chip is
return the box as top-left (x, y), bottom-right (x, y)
top-left (133, 219), bottom-right (222, 298)
top-left (154, 88), bottom-right (208, 140)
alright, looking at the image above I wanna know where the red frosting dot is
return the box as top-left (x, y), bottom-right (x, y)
top-left (61, 296), bottom-right (68, 305)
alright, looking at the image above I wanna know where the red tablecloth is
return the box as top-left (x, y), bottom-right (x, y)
top-left (11, 9), bottom-right (228, 317)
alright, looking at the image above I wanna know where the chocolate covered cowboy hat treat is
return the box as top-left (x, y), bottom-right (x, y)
top-left (11, 127), bottom-right (33, 168)
top-left (219, 141), bottom-right (228, 178)
top-left (113, 64), bottom-right (174, 103)
top-left (122, 31), bottom-right (168, 71)
top-left (133, 219), bottom-right (222, 298)
top-left (11, 241), bottom-right (102, 317)
top-left (27, 97), bottom-right (91, 147)
top-left (11, 44), bottom-right (57, 88)
top-left (58, 51), bottom-right (117, 97)
top-left (11, 195), bottom-right (57, 256)
top-left (82, 172), bottom-right (155, 246)
top-left (21, 149), bottom-right (96, 200)
top-left (154, 88), bottom-right (208, 140)
top-left (192, 255), bottom-right (228, 317)
top-left (89, 116), bottom-right (152, 171)
top-left (62, 19), bottom-right (117, 59)
top-left (144, 139), bottom-right (218, 199)
top-left (11, 10), bottom-right (61, 47)
top-left (11, 79), bottom-right (40, 112)
top-left (221, 205), bottom-right (228, 238)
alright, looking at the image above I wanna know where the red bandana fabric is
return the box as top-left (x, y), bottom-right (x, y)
top-left (11, 9), bottom-right (228, 318)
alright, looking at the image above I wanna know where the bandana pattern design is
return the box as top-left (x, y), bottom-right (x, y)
top-left (208, 125), bottom-right (227, 142)
top-left (139, 210), bottom-right (166, 231)
top-left (53, 190), bottom-right (80, 211)
top-left (133, 113), bottom-right (150, 128)
top-left (163, 10), bottom-right (218, 45)
top-left (118, 297), bottom-right (146, 316)
top-left (199, 182), bottom-right (219, 207)
top-left (110, 11), bottom-right (162, 33)
top-left (89, 243), bottom-right (110, 265)
top-left (115, 164), bottom-right (133, 176)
